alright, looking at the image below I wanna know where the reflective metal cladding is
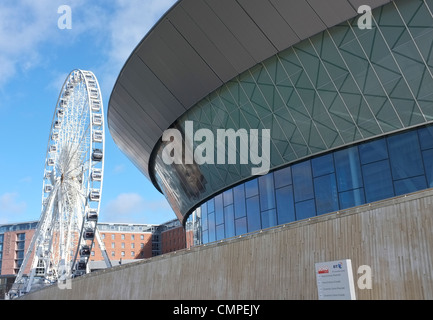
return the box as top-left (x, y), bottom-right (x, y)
top-left (108, 0), bottom-right (433, 224)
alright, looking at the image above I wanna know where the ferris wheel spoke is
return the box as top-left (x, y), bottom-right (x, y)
top-left (62, 122), bottom-right (91, 176)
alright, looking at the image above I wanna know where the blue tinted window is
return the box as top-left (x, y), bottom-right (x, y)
top-left (246, 196), bottom-right (261, 232)
top-left (312, 153), bottom-right (334, 177)
top-left (216, 225), bottom-right (225, 240)
top-left (245, 179), bottom-right (259, 198)
top-left (314, 174), bottom-right (339, 215)
top-left (418, 126), bottom-right (433, 150)
top-left (208, 212), bottom-right (216, 242)
top-left (274, 166), bottom-right (292, 188)
top-left (334, 146), bottom-right (363, 191)
top-left (362, 160), bottom-right (394, 203)
top-left (215, 194), bottom-right (224, 225)
top-left (201, 205), bottom-right (208, 231)
top-left (235, 217), bottom-right (247, 235)
top-left (261, 209), bottom-right (277, 229)
top-left (202, 230), bottom-right (209, 244)
top-left (224, 205), bottom-right (235, 238)
top-left (276, 185), bottom-right (295, 224)
top-left (423, 149), bottom-right (433, 188)
top-left (223, 189), bottom-right (233, 205)
top-left (233, 184), bottom-right (246, 218)
top-left (295, 199), bottom-right (316, 220)
top-left (394, 176), bottom-right (427, 196)
top-left (339, 188), bottom-right (365, 209)
top-left (387, 131), bottom-right (424, 180)
top-left (359, 139), bottom-right (388, 164)
top-left (292, 161), bottom-right (314, 202)
top-left (259, 173), bottom-right (276, 211)
top-left (207, 198), bottom-right (215, 213)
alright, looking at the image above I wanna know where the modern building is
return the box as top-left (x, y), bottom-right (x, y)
top-left (11, 0), bottom-right (433, 300)
top-left (107, 0), bottom-right (433, 247)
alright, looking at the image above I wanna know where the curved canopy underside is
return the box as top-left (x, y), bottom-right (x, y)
top-left (108, 0), bottom-right (391, 183)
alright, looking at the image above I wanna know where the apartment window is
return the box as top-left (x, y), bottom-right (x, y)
top-left (131, 243), bottom-right (135, 249)
top-left (111, 234), bottom-right (115, 240)
top-left (131, 234), bottom-right (135, 240)
top-left (140, 234), bottom-right (144, 240)
top-left (121, 234), bottom-right (125, 240)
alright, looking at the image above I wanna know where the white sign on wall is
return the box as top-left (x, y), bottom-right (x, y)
top-left (315, 259), bottom-right (356, 300)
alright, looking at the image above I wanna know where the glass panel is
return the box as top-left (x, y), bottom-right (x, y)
top-left (362, 160), bottom-right (394, 203)
top-left (201, 204), bottom-right (208, 231)
top-left (387, 131), bottom-right (424, 180)
top-left (208, 212), bottom-right (215, 243)
top-left (295, 199), bottom-right (316, 220)
top-left (235, 217), bottom-right (247, 236)
top-left (334, 146), bottom-right (363, 192)
top-left (202, 230), bottom-right (209, 244)
top-left (233, 184), bottom-right (246, 218)
top-left (418, 126), bottom-right (433, 150)
top-left (215, 194), bottom-right (224, 225)
top-left (246, 196), bottom-right (261, 232)
top-left (245, 178), bottom-right (259, 198)
top-left (314, 173), bottom-right (339, 215)
top-left (261, 209), bottom-right (277, 229)
top-left (274, 166), bottom-right (292, 188)
top-left (276, 185), bottom-right (295, 224)
top-left (259, 173), bottom-right (276, 211)
top-left (292, 161), bottom-right (314, 202)
top-left (216, 225), bottom-right (225, 241)
top-left (207, 198), bottom-right (215, 213)
top-left (339, 188), bottom-right (365, 209)
top-left (359, 139), bottom-right (389, 165)
top-left (223, 189), bottom-right (233, 206)
top-left (224, 205), bottom-right (235, 238)
top-left (394, 176), bottom-right (427, 195)
top-left (312, 153), bottom-right (334, 177)
top-left (422, 149), bottom-right (433, 188)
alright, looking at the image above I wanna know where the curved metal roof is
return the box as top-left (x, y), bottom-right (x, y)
top-left (107, 0), bottom-right (391, 182)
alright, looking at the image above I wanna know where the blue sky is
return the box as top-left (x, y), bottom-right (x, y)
top-left (0, 0), bottom-right (178, 225)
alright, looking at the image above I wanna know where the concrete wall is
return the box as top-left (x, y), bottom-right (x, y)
top-left (21, 189), bottom-right (433, 300)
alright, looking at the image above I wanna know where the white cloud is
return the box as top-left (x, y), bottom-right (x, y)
top-left (95, 0), bottom-right (177, 94)
top-left (0, 0), bottom-right (58, 85)
top-left (113, 164), bottom-right (126, 174)
top-left (0, 192), bottom-right (27, 223)
top-left (101, 192), bottom-right (174, 224)
top-left (108, 0), bottom-right (177, 66)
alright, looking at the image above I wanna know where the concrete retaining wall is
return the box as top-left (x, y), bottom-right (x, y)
top-left (21, 189), bottom-right (433, 300)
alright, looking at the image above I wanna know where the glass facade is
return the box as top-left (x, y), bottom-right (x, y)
top-left (191, 125), bottom-right (433, 244)
top-left (151, 0), bottom-right (433, 222)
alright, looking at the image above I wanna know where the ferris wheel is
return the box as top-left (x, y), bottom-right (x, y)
top-left (10, 70), bottom-right (110, 297)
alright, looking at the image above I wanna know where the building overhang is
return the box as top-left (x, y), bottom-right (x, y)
top-left (107, 0), bottom-right (391, 186)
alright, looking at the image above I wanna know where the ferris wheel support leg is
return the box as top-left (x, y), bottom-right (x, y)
top-left (11, 189), bottom-right (56, 296)
top-left (95, 227), bottom-right (112, 268)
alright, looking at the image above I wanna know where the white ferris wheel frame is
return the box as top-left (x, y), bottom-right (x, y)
top-left (10, 69), bottom-right (108, 296)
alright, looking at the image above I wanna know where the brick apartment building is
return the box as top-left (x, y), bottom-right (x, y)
top-left (0, 219), bottom-right (189, 297)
